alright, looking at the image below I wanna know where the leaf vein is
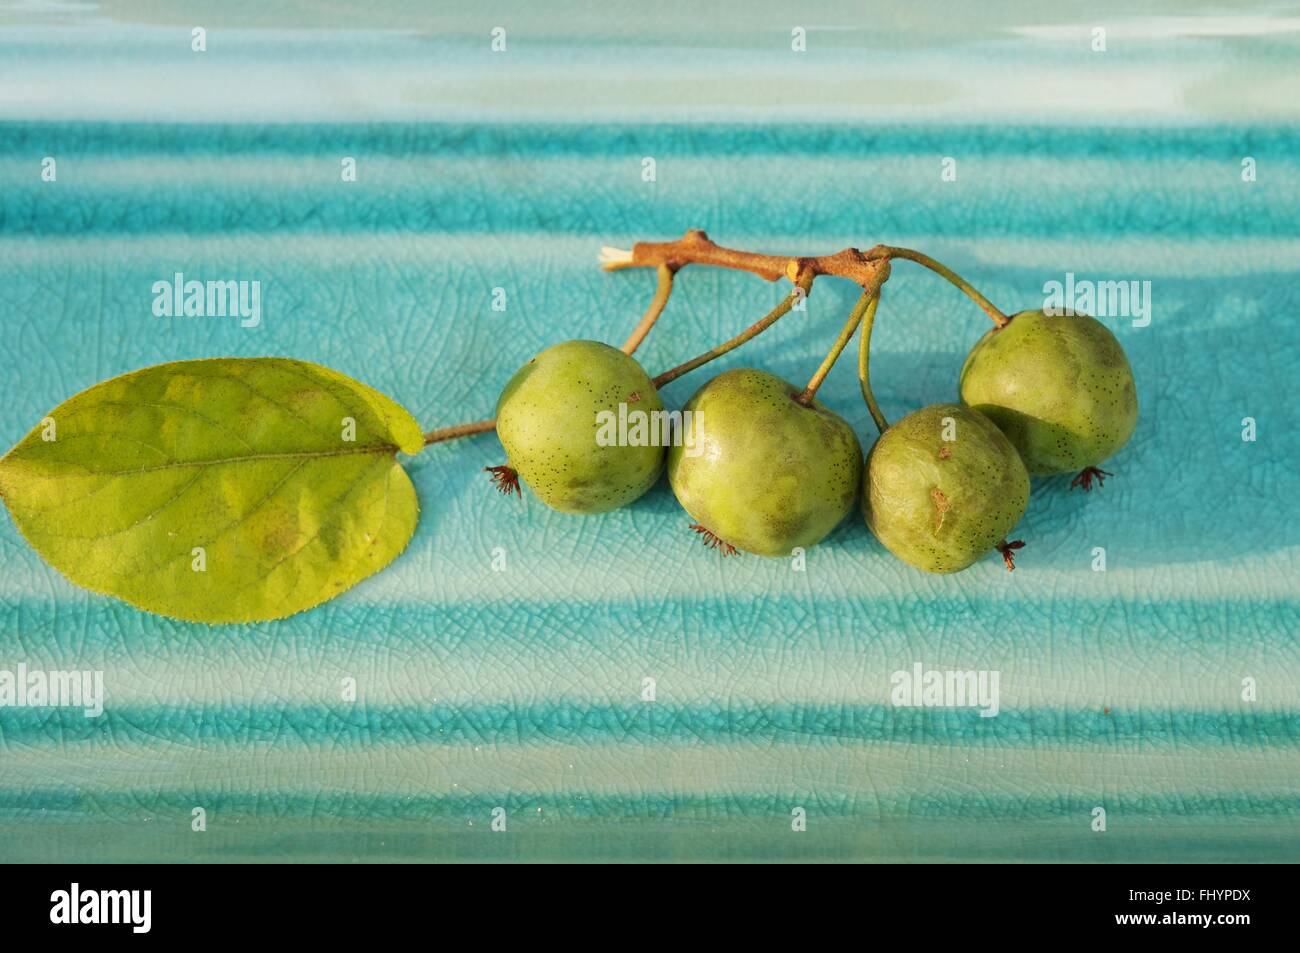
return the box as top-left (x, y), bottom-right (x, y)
top-left (198, 367), bottom-right (337, 444)
top-left (30, 467), bottom-right (209, 543)
top-left (261, 360), bottom-right (385, 440)
top-left (35, 442), bottom-right (397, 477)
top-left (93, 398), bottom-right (256, 452)
top-left (127, 457), bottom-right (313, 579)
top-left (220, 454), bottom-right (390, 602)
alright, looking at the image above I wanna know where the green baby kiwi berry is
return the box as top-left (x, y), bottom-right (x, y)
top-left (495, 340), bottom-right (665, 514)
top-left (959, 310), bottom-right (1137, 476)
top-left (667, 368), bottom-right (862, 557)
top-left (864, 403), bottom-right (1029, 573)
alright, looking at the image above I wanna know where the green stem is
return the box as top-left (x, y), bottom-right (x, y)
top-left (857, 292), bottom-right (888, 434)
top-left (620, 264), bottom-right (675, 355)
top-left (423, 418), bottom-right (496, 446)
top-left (869, 245), bottom-right (1008, 327)
top-left (796, 273), bottom-right (888, 406)
top-left (651, 270), bottom-right (815, 389)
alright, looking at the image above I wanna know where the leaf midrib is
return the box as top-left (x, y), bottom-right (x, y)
top-left (42, 443), bottom-right (401, 478)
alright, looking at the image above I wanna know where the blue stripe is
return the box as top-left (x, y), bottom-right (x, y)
top-left (1, 703), bottom-right (1296, 748)
top-left (1, 789), bottom-right (1297, 821)
top-left (3, 121), bottom-right (1298, 159)
top-left (1, 123), bottom-right (1297, 239)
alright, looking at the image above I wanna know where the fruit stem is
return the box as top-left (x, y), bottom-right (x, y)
top-left (857, 291), bottom-right (889, 434)
top-left (423, 418), bottom-right (497, 446)
top-left (620, 263), bottom-right (675, 355)
top-left (651, 269), bottom-right (816, 389)
top-left (796, 265), bottom-right (891, 406)
top-left (866, 245), bottom-right (1009, 328)
top-left (605, 228), bottom-right (887, 288)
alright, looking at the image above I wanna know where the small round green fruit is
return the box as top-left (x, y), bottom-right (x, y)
top-left (667, 368), bottom-right (862, 556)
top-left (959, 310), bottom-right (1137, 476)
top-left (495, 340), bottom-right (665, 514)
top-left (864, 403), bottom-right (1029, 573)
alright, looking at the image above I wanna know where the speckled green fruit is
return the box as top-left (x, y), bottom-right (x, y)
top-left (667, 368), bottom-right (862, 556)
top-left (959, 310), bottom-right (1137, 476)
top-left (864, 403), bottom-right (1029, 573)
top-left (495, 340), bottom-right (665, 514)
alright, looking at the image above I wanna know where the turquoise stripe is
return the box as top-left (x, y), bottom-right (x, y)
top-left (2, 817), bottom-right (1296, 864)
top-left (0, 596), bottom-right (1295, 654)
top-left (0, 123), bottom-right (1296, 240)
top-left (1, 703), bottom-right (1296, 749)
top-left (3, 121), bottom-right (1298, 160)
top-left (2, 175), bottom-right (1292, 241)
top-left (1, 790), bottom-right (1297, 822)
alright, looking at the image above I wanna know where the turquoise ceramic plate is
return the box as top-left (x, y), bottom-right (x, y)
top-left (0, 2), bottom-right (1296, 862)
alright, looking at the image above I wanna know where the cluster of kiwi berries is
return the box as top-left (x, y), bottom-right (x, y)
top-left (432, 231), bottom-right (1137, 574)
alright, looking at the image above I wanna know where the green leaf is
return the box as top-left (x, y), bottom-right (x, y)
top-left (0, 358), bottom-right (424, 624)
